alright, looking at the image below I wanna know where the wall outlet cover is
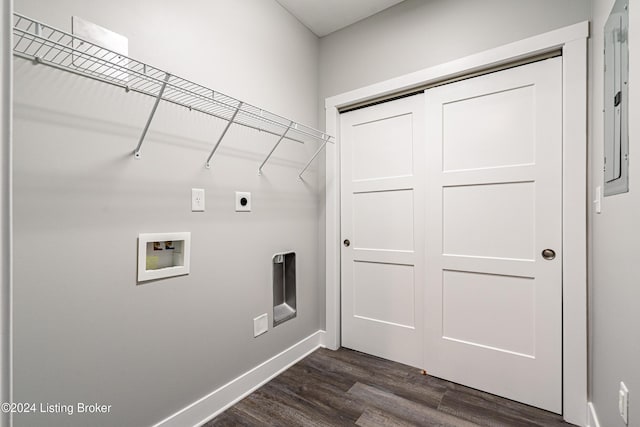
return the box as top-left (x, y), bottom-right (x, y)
top-left (192, 188), bottom-right (205, 212)
top-left (236, 191), bottom-right (251, 212)
top-left (253, 313), bottom-right (268, 337)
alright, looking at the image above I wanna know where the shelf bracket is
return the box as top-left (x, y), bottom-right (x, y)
top-left (205, 102), bottom-right (243, 169)
top-left (298, 134), bottom-right (331, 180)
top-left (134, 72), bottom-right (171, 159)
top-left (258, 121), bottom-right (294, 175)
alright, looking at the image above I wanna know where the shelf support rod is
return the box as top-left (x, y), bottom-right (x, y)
top-left (134, 72), bottom-right (171, 159)
top-left (206, 102), bottom-right (243, 169)
top-left (298, 135), bottom-right (331, 180)
top-left (258, 121), bottom-right (294, 175)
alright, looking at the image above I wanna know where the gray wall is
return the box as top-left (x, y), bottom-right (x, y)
top-left (12, 1), bottom-right (321, 426)
top-left (1, 1), bottom-right (13, 427)
top-left (589, 0), bottom-right (640, 426)
top-left (319, 0), bottom-right (591, 112)
top-left (317, 0), bottom-right (591, 328)
top-left (15, 1), bottom-right (638, 426)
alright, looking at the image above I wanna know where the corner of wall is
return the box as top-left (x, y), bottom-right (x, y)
top-left (587, 402), bottom-right (602, 427)
top-left (1, 1), bottom-right (13, 426)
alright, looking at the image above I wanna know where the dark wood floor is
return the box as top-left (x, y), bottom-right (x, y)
top-left (204, 347), bottom-right (573, 427)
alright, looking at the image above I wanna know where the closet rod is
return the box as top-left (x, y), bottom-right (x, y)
top-left (18, 48), bottom-right (317, 146)
top-left (12, 12), bottom-right (335, 167)
top-left (20, 46), bottom-right (334, 171)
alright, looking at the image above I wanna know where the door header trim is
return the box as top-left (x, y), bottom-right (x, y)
top-left (339, 49), bottom-right (561, 114)
top-left (326, 21), bottom-right (588, 110)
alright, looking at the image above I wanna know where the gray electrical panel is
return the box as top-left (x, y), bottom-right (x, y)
top-left (604, 0), bottom-right (629, 196)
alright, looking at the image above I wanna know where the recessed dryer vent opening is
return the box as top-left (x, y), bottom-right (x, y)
top-left (273, 252), bottom-right (296, 327)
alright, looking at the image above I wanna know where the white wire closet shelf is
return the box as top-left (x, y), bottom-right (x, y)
top-left (12, 13), bottom-right (334, 179)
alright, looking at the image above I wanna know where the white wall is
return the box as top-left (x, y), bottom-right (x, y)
top-left (589, 0), bottom-right (640, 426)
top-left (11, 1), bottom-right (321, 426)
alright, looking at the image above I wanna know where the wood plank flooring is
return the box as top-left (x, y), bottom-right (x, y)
top-left (204, 348), bottom-right (573, 427)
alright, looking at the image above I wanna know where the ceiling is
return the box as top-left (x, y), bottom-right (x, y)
top-left (275, 0), bottom-right (406, 37)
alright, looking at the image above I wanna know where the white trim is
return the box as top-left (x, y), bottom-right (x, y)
top-left (325, 22), bottom-right (589, 426)
top-left (587, 402), bottom-right (602, 427)
top-left (324, 108), bottom-right (340, 351)
top-left (137, 232), bottom-right (191, 282)
top-left (153, 330), bottom-right (326, 427)
top-left (561, 37), bottom-right (588, 427)
top-left (325, 21), bottom-right (588, 110)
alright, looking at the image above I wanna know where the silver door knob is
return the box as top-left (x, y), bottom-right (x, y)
top-left (542, 249), bottom-right (556, 260)
top-left (343, 239), bottom-right (351, 247)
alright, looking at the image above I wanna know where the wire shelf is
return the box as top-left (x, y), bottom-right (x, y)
top-left (12, 13), bottom-right (333, 175)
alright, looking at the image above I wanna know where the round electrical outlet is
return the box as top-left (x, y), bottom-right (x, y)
top-left (235, 191), bottom-right (251, 212)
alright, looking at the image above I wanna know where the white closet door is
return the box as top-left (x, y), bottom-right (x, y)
top-left (340, 94), bottom-right (425, 369)
top-left (424, 57), bottom-right (562, 413)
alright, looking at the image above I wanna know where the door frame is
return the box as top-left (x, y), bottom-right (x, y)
top-left (324, 22), bottom-right (588, 426)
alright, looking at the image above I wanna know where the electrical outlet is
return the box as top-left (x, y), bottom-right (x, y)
top-left (235, 191), bottom-right (251, 212)
top-left (619, 381), bottom-right (629, 425)
top-left (192, 188), bottom-right (205, 212)
top-left (253, 313), bottom-right (268, 337)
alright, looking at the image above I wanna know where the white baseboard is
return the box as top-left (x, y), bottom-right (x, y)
top-left (152, 330), bottom-right (326, 427)
top-left (587, 402), bottom-right (601, 427)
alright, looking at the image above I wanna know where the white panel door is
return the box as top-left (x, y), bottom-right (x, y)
top-left (425, 57), bottom-right (562, 413)
top-left (341, 94), bottom-right (425, 369)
